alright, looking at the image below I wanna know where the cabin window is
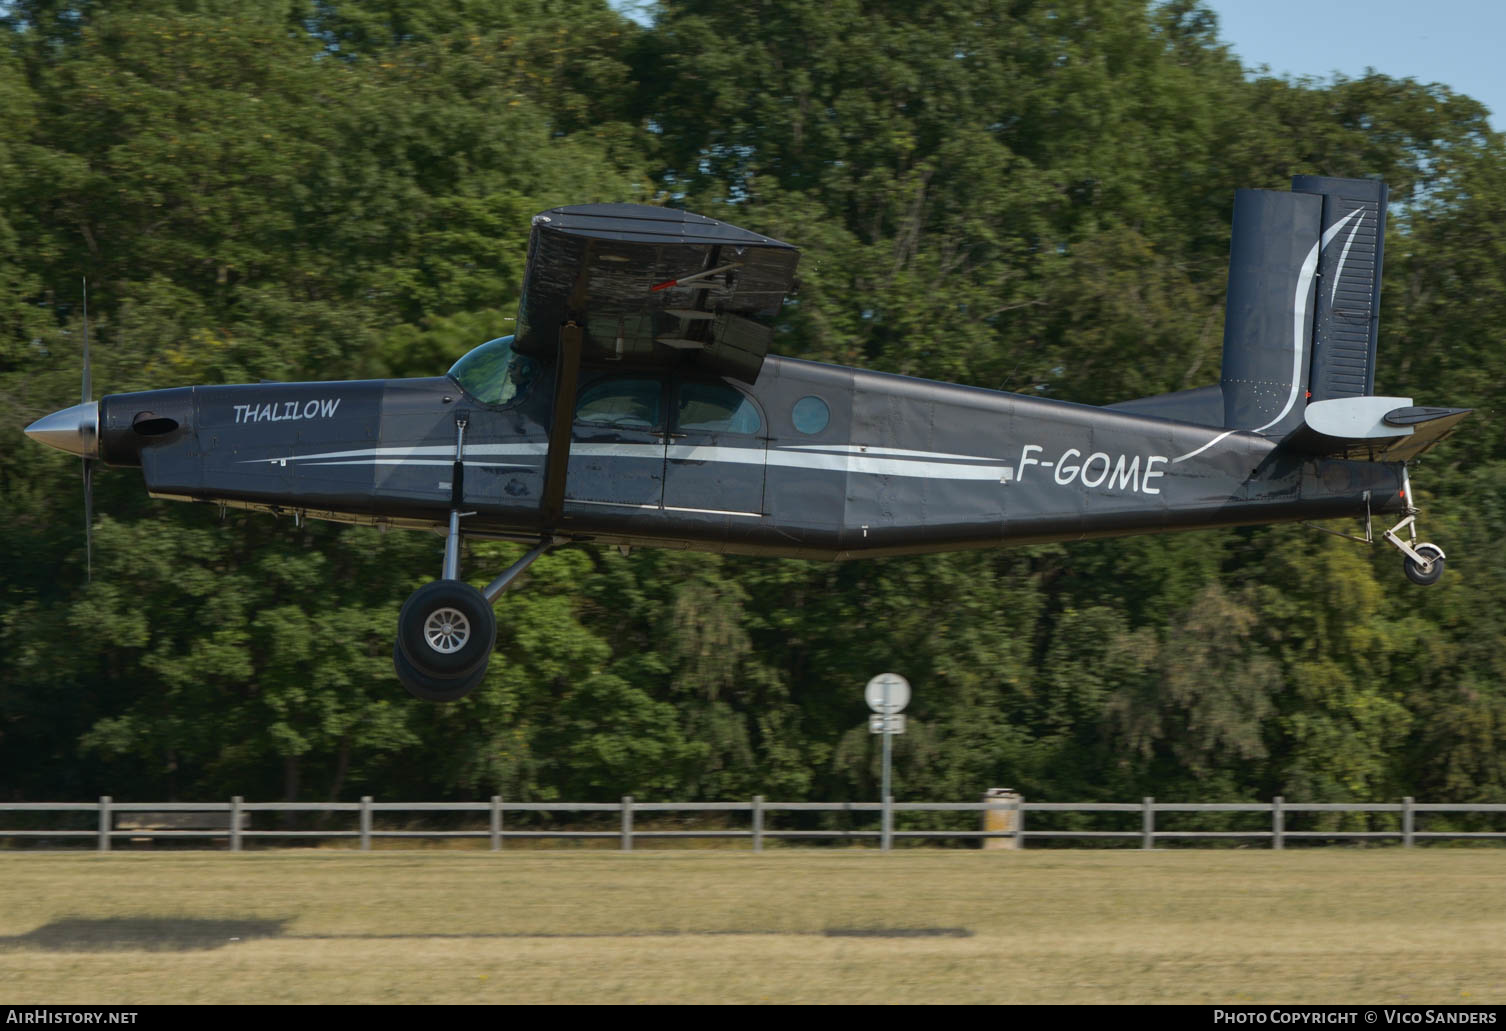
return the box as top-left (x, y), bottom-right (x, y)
top-left (792, 395), bottom-right (830, 434)
top-left (575, 378), bottom-right (663, 429)
top-left (447, 335), bottom-right (538, 407)
top-left (675, 382), bottom-right (762, 435)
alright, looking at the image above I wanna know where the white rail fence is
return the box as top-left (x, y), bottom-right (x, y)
top-left (2, 796), bottom-right (1505, 852)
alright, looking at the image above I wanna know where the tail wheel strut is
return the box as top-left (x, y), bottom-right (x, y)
top-left (1302, 470), bottom-right (1446, 587)
top-left (1384, 514), bottom-right (1445, 586)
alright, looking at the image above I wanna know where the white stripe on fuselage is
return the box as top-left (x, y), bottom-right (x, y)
top-left (776, 443), bottom-right (1005, 463)
top-left (302, 459), bottom-right (535, 469)
top-left (241, 441), bottom-right (1013, 481)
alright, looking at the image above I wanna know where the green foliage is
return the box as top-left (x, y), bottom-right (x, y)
top-left (2, 0), bottom-right (1504, 808)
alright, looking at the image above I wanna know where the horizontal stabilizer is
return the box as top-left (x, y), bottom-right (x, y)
top-left (1286, 396), bottom-right (1471, 461)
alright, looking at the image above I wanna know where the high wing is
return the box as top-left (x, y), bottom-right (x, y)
top-left (514, 203), bottom-right (800, 384)
top-left (515, 203), bottom-right (799, 527)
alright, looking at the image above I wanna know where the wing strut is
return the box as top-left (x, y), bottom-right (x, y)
top-left (539, 321), bottom-right (583, 528)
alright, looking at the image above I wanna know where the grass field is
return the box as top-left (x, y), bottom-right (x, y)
top-left (1, 849), bottom-right (1504, 1004)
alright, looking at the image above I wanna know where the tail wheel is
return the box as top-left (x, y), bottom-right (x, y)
top-left (1404, 543), bottom-right (1445, 586)
top-left (393, 642), bottom-right (489, 703)
top-left (397, 580), bottom-right (496, 677)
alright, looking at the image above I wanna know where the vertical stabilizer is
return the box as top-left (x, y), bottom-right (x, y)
top-left (1291, 175), bottom-right (1388, 401)
top-left (1220, 188), bottom-right (1322, 435)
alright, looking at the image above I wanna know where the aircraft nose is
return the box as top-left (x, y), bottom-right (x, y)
top-left (24, 401), bottom-right (99, 458)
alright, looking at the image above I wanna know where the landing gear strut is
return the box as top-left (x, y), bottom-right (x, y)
top-left (392, 414), bottom-right (559, 701)
top-left (1388, 516), bottom-right (1445, 586)
top-left (1304, 467), bottom-right (1446, 586)
top-left (1384, 466), bottom-right (1445, 586)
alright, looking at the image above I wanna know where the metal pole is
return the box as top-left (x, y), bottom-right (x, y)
top-left (621, 795), bottom-right (633, 852)
top-left (881, 679), bottom-right (892, 852)
top-left (752, 795), bottom-right (764, 853)
top-left (490, 795), bottom-right (502, 852)
top-left (442, 509), bottom-right (462, 580)
top-left (98, 795), bottom-right (111, 853)
top-left (481, 538), bottom-right (554, 603)
top-left (442, 417), bottom-right (467, 580)
top-left (230, 796), bottom-right (243, 853)
top-left (360, 796), bottom-right (372, 851)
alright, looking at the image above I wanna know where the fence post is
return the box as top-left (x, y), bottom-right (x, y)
top-left (752, 795), bottom-right (764, 853)
top-left (1142, 796), bottom-right (1154, 850)
top-left (490, 795), bottom-right (502, 852)
top-left (1272, 795), bottom-right (1284, 850)
top-left (360, 796), bottom-right (372, 852)
top-left (98, 795), bottom-right (111, 853)
top-left (621, 795), bottom-right (633, 852)
top-left (1403, 796), bottom-right (1414, 848)
top-left (230, 796), bottom-right (243, 853)
top-left (1015, 795), bottom-right (1025, 848)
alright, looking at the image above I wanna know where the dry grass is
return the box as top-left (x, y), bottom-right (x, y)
top-left (1, 849), bottom-right (1504, 1004)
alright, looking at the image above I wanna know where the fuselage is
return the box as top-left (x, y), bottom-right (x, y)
top-left (82, 344), bottom-right (1406, 560)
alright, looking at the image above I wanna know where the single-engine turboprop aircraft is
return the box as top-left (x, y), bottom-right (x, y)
top-left (25, 175), bottom-right (1471, 700)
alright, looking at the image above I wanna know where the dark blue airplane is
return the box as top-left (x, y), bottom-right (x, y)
top-left (26, 175), bottom-right (1469, 700)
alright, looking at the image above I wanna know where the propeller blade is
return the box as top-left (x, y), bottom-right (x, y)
top-left (81, 277), bottom-right (90, 404)
top-left (83, 457), bottom-right (93, 582)
top-left (82, 279), bottom-right (93, 582)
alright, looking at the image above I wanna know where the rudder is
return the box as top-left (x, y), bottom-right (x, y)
top-left (1293, 175), bottom-right (1388, 402)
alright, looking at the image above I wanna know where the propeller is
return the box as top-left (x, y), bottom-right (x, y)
top-left (21, 280), bottom-right (102, 581)
top-left (82, 278), bottom-right (92, 582)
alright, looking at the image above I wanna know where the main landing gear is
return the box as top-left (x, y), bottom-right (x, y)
top-left (392, 414), bottom-right (562, 701)
top-left (393, 533), bottom-right (558, 702)
top-left (395, 580), bottom-right (496, 702)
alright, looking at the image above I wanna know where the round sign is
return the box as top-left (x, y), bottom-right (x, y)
top-left (865, 673), bottom-right (911, 714)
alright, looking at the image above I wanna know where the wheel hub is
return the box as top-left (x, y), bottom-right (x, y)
top-left (423, 607), bottom-right (471, 653)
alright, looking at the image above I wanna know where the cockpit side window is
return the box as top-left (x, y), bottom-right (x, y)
top-left (448, 335), bottom-right (538, 407)
top-left (575, 378), bottom-right (663, 430)
top-left (675, 381), bottom-right (762, 435)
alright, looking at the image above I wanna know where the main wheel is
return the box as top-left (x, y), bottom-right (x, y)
top-left (397, 580), bottom-right (496, 677)
top-left (1404, 543), bottom-right (1445, 586)
top-left (393, 641), bottom-right (489, 703)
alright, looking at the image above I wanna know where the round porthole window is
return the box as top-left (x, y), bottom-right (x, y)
top-left (792, 395), bottom-right (830, 435)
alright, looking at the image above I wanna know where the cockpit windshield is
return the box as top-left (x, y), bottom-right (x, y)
top-left (447, 335), bottom-right (539, 407)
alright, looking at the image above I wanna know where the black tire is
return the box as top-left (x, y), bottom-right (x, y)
top-left (393, 641), bottom-right (489, 703)
top-left (397, 580), bottom-right (496, 677)
top-left (1404, 544), bottom-right (1445, 586)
